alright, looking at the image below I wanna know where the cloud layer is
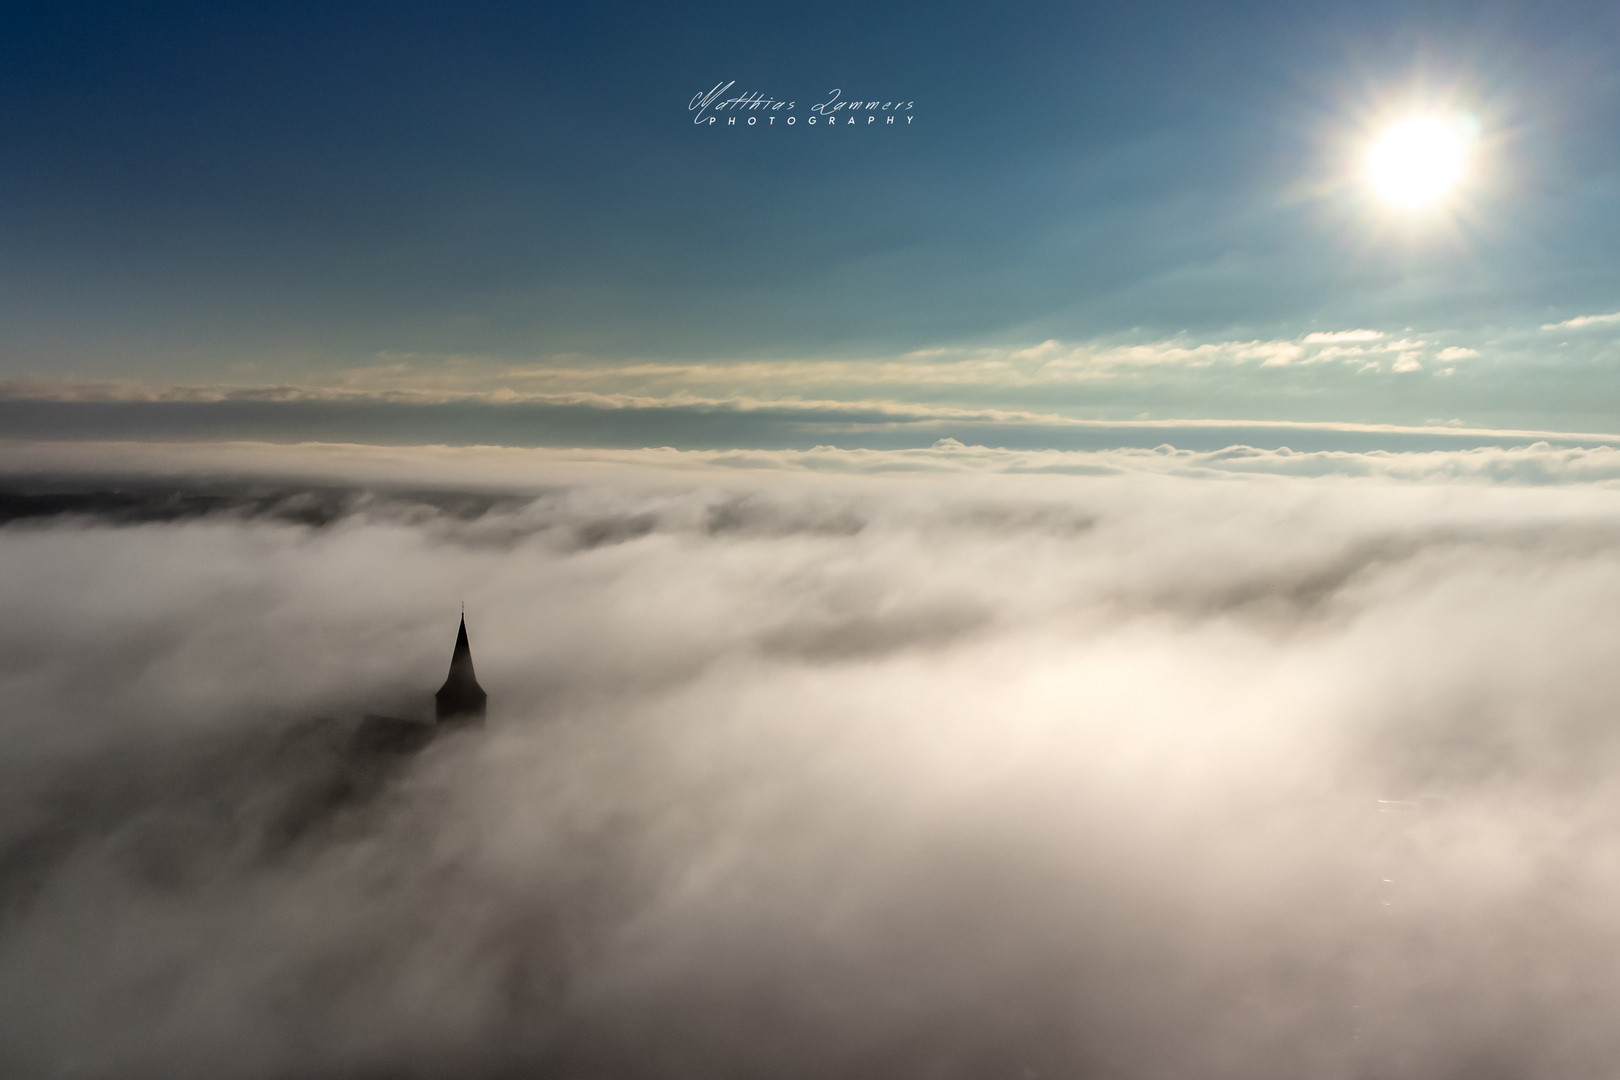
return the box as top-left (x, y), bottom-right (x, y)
top-left (11, 311), bottom-right (1620, 444)
top-left (0, 326), bottom-right (1500, 410)
top-left (5, 444), bottom-right (1620, 1078)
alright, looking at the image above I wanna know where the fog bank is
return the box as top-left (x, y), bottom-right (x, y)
top-left (3, 443), bottom-right (1620, 1078)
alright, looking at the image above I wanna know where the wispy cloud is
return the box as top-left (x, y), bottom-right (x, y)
top-left (1301, 329), bottom-right (1385, 344)
top-left (0, 328), bottom-right (1472, 412)
top-left (354, 329), bottom-right (1478, 386)
top-left (0, 378), bottom-right (1072, 425)
top-left (1540, 311), bottom-right (1620, 331)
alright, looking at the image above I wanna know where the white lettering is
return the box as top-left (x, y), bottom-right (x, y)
top-left (690, 85), bottom-right (910, 129)
top-left (689, 81), bottom-right (735, 124)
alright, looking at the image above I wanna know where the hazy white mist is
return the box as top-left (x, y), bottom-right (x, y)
top-left (4, 441), bottom-right (1620, 1078)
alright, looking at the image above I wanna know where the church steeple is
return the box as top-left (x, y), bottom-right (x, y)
top-left (435, 614), bottom-right (487, 722)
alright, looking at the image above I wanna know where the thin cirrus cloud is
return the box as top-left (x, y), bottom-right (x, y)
top-left (9, 318), bottom-right (1617, 452)
top-left (0, 328), bottom-right (1477, 407)
top-left (1540, 311), bottom-right (1620, 331)
top-left (7, 441), bottom-right (1620, 1077)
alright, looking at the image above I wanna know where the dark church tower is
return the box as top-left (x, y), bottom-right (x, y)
top-left (435, 615), bottom-right (487, 722)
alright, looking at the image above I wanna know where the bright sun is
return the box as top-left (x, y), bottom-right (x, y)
top-left (1365, 115), bottom-right (1471, 210)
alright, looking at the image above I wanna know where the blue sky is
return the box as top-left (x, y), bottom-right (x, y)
top-left (3, 0), bottom-right (1619, 446)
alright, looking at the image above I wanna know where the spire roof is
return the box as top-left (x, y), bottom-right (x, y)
top-left (435, 614), bottom-right (487, 722)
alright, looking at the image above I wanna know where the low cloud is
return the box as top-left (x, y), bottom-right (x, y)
top-left (6, 443), bottom-right (1620, 1077)
top-left (16, 438), bottom-right (1620, 486)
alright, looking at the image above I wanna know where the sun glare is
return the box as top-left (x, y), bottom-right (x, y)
top-left (1365, 115), bottom-right (1472, 210)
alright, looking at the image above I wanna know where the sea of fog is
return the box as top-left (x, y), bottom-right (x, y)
top-left (5, 439), bottom-right (1620, 1079)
